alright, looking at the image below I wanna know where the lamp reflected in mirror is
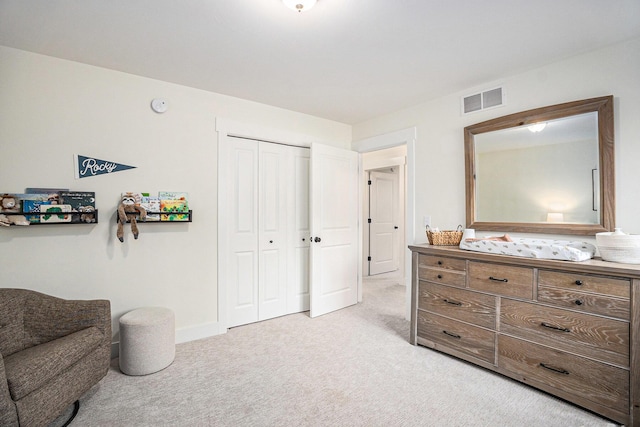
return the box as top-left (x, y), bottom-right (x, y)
top-left (546, 212), bottom-right (564, 223)
top-left (528, 122), bottom-right (547, 133)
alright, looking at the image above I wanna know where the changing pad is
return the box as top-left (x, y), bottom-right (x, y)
top-left (459, 237), bottom-right (596, 262)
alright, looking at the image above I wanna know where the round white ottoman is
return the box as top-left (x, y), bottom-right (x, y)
top-left (119, 307), bottom-right (175, 376)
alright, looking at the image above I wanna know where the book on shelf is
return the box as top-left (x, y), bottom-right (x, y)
top-left (158, 191), bottom-right (188, 201)
top-left (20, 194), bottom-right (52, 223)
top-left (140, 194), bottom-right (160, 221)
top-left (39, 204), bottom-right (72, 223)
top-left (60, 191), bottom-right (95, 209)
top-left (25, 188), bottom-right (68, 205)
top-left (60, 191), bottom-right (96, 222)
top-left (158, 191), bottom-right (189, 221)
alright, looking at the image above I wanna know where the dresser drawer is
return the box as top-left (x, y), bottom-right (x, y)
top-left (468, 261), bottom-right (534, 300)
top-left (418, 311), bottom-right (495, 364)
top-left (537, 285), bottom-right (629, 320)
top-left (419, 254), bottom-right (466, 271)
top-left (418, 266), bottom-right (466, 288)
top-left (418, 282), bottom-right (496, 329)
top-left (498, 335), bottom-right (629, 414)
top-left (500, 299), bottom-right (629, 367)
top-left (538, 270), bottom-right (630, 320)
top-left (538, 270), bottom-right (630, 298)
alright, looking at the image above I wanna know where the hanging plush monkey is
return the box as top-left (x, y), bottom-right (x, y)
top-left (117, 192), bottom-right (146, 242)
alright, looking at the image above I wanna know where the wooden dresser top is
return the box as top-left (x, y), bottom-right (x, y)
top-left (409, 244), bottom-right (640, 279)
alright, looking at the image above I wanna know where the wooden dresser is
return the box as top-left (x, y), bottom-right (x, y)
top-left (409, 245), bottom-right (640, 426)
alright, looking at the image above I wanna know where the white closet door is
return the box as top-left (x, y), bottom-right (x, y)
top-left (258, 142), bottom-right (289, 321)
top-left (310, 143), bottom-right (359, 318)
top-left (287, 146), bottom-right (311, 314)
top-left (220, 135), bottom-right (358, 327)
top-left (224, 138), bottom-right (259, 327)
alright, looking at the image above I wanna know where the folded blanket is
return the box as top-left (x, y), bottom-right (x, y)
top-left (464, 234), bottom-right (513, 243)
top-left (460, 237), bottom-right (596, 262)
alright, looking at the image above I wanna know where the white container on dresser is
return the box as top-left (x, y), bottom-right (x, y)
top-left (409, 244), bottom-right (640, 426)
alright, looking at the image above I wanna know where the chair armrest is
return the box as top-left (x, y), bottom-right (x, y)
top-left (23, 292), bottom-right (111, 348)
top-left (0, 352), bottom-right (19, 426)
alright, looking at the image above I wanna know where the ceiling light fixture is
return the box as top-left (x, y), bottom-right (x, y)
top-left (282, 0), bottom-right (317, 13)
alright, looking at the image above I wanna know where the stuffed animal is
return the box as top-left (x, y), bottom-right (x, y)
top-left (117, 192), bottom-right (146, 242)
top-left (7, 215), bottom-right (29, 226)
top-left (79, 205), bottom-right (96, 223)
top-left (0, 214), bottom-right (29, 226)
top-left (0, 194), bottom-right (20, 213)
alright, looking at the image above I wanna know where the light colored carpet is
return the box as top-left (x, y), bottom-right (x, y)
top-left (51, 277), bottom-right (618, 426)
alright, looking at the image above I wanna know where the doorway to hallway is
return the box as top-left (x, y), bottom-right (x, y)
top-left (362, 145), bottom-right (406, 279)
top-left (353, 127), bottom-right (415, 320)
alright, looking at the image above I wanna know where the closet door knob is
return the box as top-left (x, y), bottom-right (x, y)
top-left (269, 240), bottom-right (273, 244)
top-left (314, 237), bottom-right (321, 243)
top-left (302, 238), bottom-right (306, 242)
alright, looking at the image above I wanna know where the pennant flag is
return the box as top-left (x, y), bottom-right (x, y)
top-left (75, 155), bottom-right (136, 179)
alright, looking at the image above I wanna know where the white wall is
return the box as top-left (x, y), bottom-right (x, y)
top-left (0, 46), bottom-right (351, 351)
top-left (353, 37), bottom-right (640, 243)
top-left (477, 140), bottom-right (598, 223)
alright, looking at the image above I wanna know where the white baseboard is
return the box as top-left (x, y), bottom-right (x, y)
top-left (176, 321), bottom-right (226, 344)
top-left (110, 321), bottom-right (226, 360)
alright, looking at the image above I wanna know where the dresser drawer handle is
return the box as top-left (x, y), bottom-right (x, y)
top-left (442, 330), bottom-right (461, 339)
top-left (437, 261), bottom-right (443, 265)
top-left (437, 274), bottom-right (443, 279)
top-left (489, 276), bottom-right (508, 283)
top-left (540, 322), bottom-right (571, 333)
top-left (539, 363), bottom-right (570, 375)
top-left (443, 298), bottom-right (462, 306)
top-left (574, 299), bottom-right (584, 306)
top-left (575, 280), bottom-right (583, 286)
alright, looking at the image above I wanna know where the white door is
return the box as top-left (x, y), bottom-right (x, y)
top-left (224, 138), bottom-right (260, 327)
top-left (287, 146), bottom-right (311, 314)
top-left (369, 170), bottom-right (399, 275)
top-left (258, 142), bottom-right (289, 321)
top-left (310, 143), bottom-right (359, 318)
top-left (223, 139), bottom-right (291, 327)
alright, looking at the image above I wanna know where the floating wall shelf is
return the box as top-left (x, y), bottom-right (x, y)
top-left (116, 210), bottom-right (193, 224)
top-left (1, 210), bottom-right (99, 226)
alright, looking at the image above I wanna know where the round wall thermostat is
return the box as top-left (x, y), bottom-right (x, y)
top-left (151, 98), bottom-right (168, 113)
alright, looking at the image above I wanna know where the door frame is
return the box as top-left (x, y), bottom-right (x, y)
top-left (352, 127), bottom-right (417, 320)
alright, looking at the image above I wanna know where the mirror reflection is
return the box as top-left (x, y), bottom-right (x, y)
top-left (464, 95), bottom-right (614, 235)
top-left (474, 112), bottom-right (599, 224)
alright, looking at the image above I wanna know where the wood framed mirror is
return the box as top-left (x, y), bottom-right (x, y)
top-left (464, 95), bottom-right (614, 235)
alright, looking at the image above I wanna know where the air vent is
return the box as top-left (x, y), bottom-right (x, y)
top-left (462, 86), bottom-right (505, 114)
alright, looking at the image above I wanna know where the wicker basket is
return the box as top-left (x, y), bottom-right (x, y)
top-left (596, 229), bottom-right (640, 264)
top-left (426, 225), bottom-right (463, 246)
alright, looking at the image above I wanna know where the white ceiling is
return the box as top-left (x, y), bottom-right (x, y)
top-left (1, 0), bottom-right (639, 124)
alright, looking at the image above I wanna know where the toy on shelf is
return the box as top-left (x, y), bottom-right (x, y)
top-left (0, 194), bottom-right (20, 213)
top-left (117, 192), bottom-right (146, 242)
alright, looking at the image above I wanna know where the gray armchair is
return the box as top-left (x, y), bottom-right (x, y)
top-left (0, 288), bottom-right (111, 427)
